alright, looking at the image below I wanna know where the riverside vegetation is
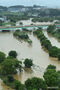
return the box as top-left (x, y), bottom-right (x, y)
top-left (0, 29), bottom-right (60, 89)
top-left (13, 30), bottom-right (32, 44)
top-left (32, 17), bottom-right (60, 22)
top-left (0, 50), bottom-right (60, 89)
top-left (0, 50), bottom-right (34, 90)
top-left (47, 25), bottom-right (60, 40)
top-left (33, 28), bottom-right (60, 60)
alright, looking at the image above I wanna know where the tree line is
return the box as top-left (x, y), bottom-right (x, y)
top-left (33, 28), bottom-right (60, 60)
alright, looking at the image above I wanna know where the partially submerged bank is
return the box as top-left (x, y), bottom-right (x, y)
top-left (0, 29), bottom-right (60, 89)
top-left (47, 25), bottom-right (60, 41)
top-left (0, 50), bottom-right (32, 90)
top-left (13, 30), bottom-right (32, 45)
top-left (33, 28), bottom-right (60, 60)
top-left (0, 51), bottom-right (23, 90)
top-left (0, 50), bottom-right (48, 90)
top-left (0, 51), bottom-right (60, 90)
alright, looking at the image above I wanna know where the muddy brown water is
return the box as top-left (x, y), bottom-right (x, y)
top-left (0, 31), bottom-right (60, 90)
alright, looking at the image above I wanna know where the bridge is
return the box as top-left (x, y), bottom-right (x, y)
top-left (55, 24), bottom-right (60, 28)
top-left (0, 24), bottom-right (60, 31)
top-left (0, 24), bottom-right (48, 30)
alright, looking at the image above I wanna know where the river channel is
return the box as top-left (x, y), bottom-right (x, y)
top-left (0, 31), bottom-right (60, 90)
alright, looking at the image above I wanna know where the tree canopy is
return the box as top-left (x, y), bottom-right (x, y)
top-left (0, 51), bottom-right (6, 63)
top-left (9, 50), bottom-right (17, 58)
top-left (24, 58), bottom-right (33, 68)
top-left (25, 77), bottom-right (47, 90)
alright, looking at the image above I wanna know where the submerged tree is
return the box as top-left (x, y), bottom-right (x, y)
top-left (8, 50), bottom-right (17, 58)
top-left (46, 64), bottom-right (56, 70)
top-left (25, 77), bottom-right (47, 90)
top-left (43, 69), bottom-right (58, 87)
top-left (14, 80), bottom-right (25, 90)
top-left (24, 58), bottom-right (33, 68)
top-left (0, 58), bottom-right (22, 75)
top-left (0, 51), bottom-right (6, 63)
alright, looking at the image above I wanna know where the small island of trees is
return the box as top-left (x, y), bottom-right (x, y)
top-left (13, 30), bottom-right (32, 44)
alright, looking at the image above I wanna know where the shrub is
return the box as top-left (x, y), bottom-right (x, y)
top-left (9, 51), bottom-right (17, 58)
top-left (24, 58), bottom-right (33, 68)
top-left (0, 51), bottom-right (6, 63)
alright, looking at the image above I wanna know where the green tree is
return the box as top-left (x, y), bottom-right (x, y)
top-left (0, 51), bottom-right (6, 63)
top-left (9, 51), bottom-right (17, 58)
top-left (24, 58), bottom-right (33, 68)
top-left (41, 39), bottom-right (52, 50)
top-left (43, 69), bottom-right (58, 87)
top-left (58, 53), bottom-right (60, 60)
top-left (0, 58), bottom-right (22, 75)
top-left (46, 64), bottom-right (56, 70)
top-left (57, 71), bottom-right (60, 89)
top-left (0, 20), bottom-right (3, 26)
top-left (14, 80), bottom-right (24, 90)
top-left (25, 77), bottom-right (47, 90)
top-left (49, 46), bottom-right (59, 57)
top-left (47, 25), bottom-right (56, 33)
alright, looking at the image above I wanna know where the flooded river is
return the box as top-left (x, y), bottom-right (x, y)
top-left (43, 30), bottom-right (60, 48)
top-left (0, 31), bottom-right (60, 89)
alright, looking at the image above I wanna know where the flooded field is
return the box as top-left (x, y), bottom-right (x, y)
top-left (0, 31), bottom-right (60, 89)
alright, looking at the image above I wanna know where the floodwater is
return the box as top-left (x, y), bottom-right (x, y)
top-left (0, 31), bottom-right (60, 89)
top-left (16, 18), bottom-right (53, 26)
top-left (43, 30), bottom-right (60, 48)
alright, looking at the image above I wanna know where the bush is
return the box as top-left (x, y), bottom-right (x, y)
top-left (0, 51), bottom-right (6, 63)
top-left (9, 51), bottom-right (17, 58)
top-left (24, 58), bottom-right (33, 68)
top-left (49, 46), bottom-right (59, 57)
top-left (46, 64), bottom-right (56, 70)
top-left (47, 25), bottom-right (56, 33)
